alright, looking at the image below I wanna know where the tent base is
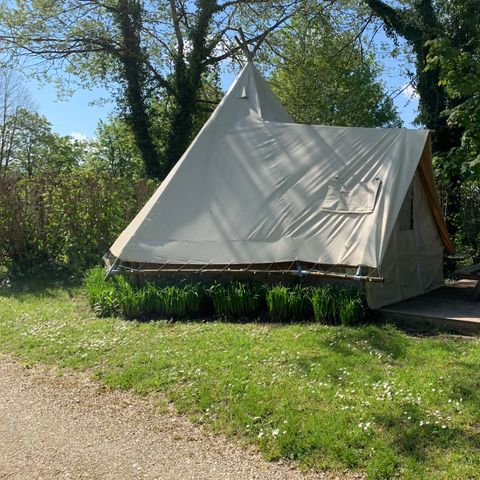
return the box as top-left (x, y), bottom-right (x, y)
top-left (103, 254), bottom-right (384, 284)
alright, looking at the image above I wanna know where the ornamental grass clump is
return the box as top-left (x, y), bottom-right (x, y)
top-left (114, 275), bottom-right (144, 318)
top-left (84, 266), bottom-right (118, 317)
top-left (157, 283), bottom-right (204, 318)
top-left (208, 282), bottom-right (264, 319)
top-left (337, 289), bottom-right (365, 326)
top-left (266, 284), bottom-right (312, 322)
top-left (310, 285), bottom-right (337, 323)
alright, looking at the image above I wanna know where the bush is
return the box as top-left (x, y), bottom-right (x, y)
top-left (0, 172), bottom-right (155, 274)
top-left (266, 284), bottom-right (312, 322)
top-left (208, 282), bottom-right (264, 319)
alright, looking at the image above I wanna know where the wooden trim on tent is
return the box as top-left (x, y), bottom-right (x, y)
top-left (417, 134), bottom-right (454, 253)
top-left (103, 255), bottom-right (384, 283)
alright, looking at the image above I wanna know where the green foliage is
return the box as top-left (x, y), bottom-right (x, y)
top-left (84, 271), bottom-right (205, 319)
top-left (310, 285), bottom-right (336, 323)
top-left (337, 289), bottom-right (365, 326)
top-left (85, 118), bottom-right (145, 178)
top-left (0, 172), bottom-right (156, 273)
top-left (425, 11), bottom-right (480, 253)
top-left (267, 11), bottom-right (401, 128)
top-left (427, 35), bottom-right (480, 181)
top-left (114, 275), bottom-right (145, 318)
top-left (266, 284), bottom-right (312, 322)
top-left (310, 286), bottom-right (364, 325)
top-left (83, 266), bottom-right (117, 317)
top-left (208, 282), bottom-right (264, 319)
top-left (157, 284), bottom-right (204, 318)
top-left (84, 274), bottom-right (365, 324)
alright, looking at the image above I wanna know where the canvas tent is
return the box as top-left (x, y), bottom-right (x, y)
top-left (107, 62), bottom-right (453, 309)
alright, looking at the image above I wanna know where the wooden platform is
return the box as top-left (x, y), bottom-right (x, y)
top-left (377, 280), bottom-right (480, 335)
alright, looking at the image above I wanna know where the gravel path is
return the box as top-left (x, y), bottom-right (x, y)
top-left (0, 357), bottom-right (361, 480)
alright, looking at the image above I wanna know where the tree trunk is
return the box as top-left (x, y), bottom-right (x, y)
top-left (115, 0), bottom-right (161, 179)
top-left (162, 0), bottom-right (216, 174)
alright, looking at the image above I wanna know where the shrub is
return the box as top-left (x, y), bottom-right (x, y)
top-left (84, 266), bottom-right (118, 317)
top-left (208, 282), bottom-right (264, 319)
top-left (0, 172), bottom-right (155, 274)
top-left (266, 284), bottom-right (312, 322)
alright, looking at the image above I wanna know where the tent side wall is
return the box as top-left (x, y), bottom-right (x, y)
top-left (365, 173), bottom-right (444, 309)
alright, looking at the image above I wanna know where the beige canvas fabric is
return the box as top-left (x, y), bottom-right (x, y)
top-left (109, 62), bottom-right (451, 308)
top-left (110, 62), bottom-right (433, 269)
top-left (365, 174), bottom-right (445, 308)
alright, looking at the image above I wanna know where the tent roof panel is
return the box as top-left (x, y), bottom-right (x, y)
top-left (110, 63), bottom-right (444, 270)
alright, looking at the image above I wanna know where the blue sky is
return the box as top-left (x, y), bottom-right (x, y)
top-left (26, 59), bottom-right (419, 139)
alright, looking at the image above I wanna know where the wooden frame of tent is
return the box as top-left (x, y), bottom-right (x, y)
top-left (103, 254), bottom-right (384, 283)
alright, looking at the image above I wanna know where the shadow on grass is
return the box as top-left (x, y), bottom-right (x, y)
top-left (372, 404), bottom-right (480, 473)
top-left (0, 270), bottom-right (83, 300)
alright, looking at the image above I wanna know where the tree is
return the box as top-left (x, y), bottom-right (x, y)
top-left (86, 117), bottom-right (144, 177)
top-left (363, 0), bottom-right (472, 152)
top-left (267, 14), bottom-right (401, 127)
top-left (7, 109), bottom-right (82, 176)
top-left (425, 0), bottom-right (480, 252)
top-left (0, 0), bottom-right (297, 178)
top-left (0, 69), bottom-right (32, 173)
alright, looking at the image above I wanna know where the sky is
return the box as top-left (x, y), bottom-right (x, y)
top-left (25, 54), bottom-right (419, 140)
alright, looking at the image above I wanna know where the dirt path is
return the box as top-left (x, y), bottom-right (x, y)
top-left (0, 357), bottom-right (360, 480)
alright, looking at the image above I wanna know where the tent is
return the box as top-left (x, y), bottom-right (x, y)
top-left (106, 62), bottom-right (453, 309)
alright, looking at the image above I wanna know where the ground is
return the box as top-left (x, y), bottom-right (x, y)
top-left (1, 277), bottom-right (480, 479)
top-left (0, 355), bottom-right (350, 480)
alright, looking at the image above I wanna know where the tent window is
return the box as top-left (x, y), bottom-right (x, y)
top-left (399, 184), bottom-right (414, 231)
top-left (321, 178), bottom-right (382, 214)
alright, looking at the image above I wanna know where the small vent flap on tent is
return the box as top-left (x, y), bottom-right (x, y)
top-left (321, 178), bottom-right (382, 214)
top-left (239, 85), bottom-right (248, 99)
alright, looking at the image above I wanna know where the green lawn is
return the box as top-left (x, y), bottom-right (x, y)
top-left (1, 278), bottom-right (479, 479)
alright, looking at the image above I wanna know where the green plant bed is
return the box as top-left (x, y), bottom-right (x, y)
top-left (84, 268), bottom-right (365, 325)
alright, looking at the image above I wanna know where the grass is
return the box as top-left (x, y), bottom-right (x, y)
top-left (1, 276), bottom-right (480, 479)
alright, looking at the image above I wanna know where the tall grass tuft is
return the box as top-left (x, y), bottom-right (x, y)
top-left (337, 289), bottom-right (365, 326)
top-left (157, 283), bottom-right (204, 318)
top-left (114, 275), bottom-right (144, 318)
top-left (208, 282), bottom-right (264, 319)
top-left (84, 266), bottom-right (118, 317)
top-left (266, 284), bottom-right (312, 322)
top-left (310, 285), bottom-right (336, 323)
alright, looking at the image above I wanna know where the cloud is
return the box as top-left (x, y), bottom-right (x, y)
top-left (70, 131), bottom-right (89, 141)
top-left (402, 83), bottom-right (419, 99)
